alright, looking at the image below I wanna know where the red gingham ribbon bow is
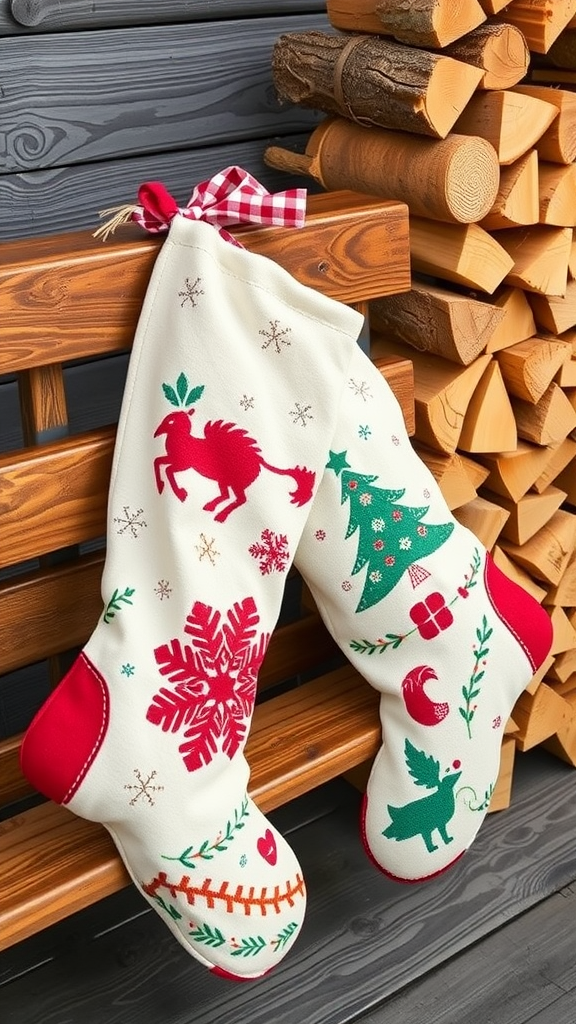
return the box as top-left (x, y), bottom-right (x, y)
top-left (132, 165), bottom-right (307, 247)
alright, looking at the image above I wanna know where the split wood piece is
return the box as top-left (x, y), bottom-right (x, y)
top-left (529, 279), bottom-right (576, 335)
top-left (481, 484), bottom-right (567, 546)
top-left (369, 279), bottom-right (503, 365)
top-left (452, 494), bottom-right (509, 549)
top-left (480, 150), bottom-right (539, 231)
top-left (409, 218), bottom-right (513, 293)
top-left (265, 120), bottom-right (500, 225)
top-left (547, 650), bottom-right (576, 685)
top-left (511, 381), bottom-right (576, 446)
top-left (526, 652), bottom-right (556, 695)
top-left (445, 21), bottom-right (530, 90)
top-left (538, 162), bottom-right (576, 226)
top-left (478, 0), bottom-right (511, 12)
top-left (545, 550), bottom-right (576, 606)
top-left (477, 441), bottom-right (558, 501)
top-left (488, 735), bottom-right (516, 813)
top-left (411, 443), bottom-right (479, 510)
top-left (500, 507), bottom-right (576, 585)
top-left (555, 455), bottom-right (576, 505)
top-left (542, 694), bottom-right (576, 767)
top-left (513, 85), bottom-right (576, 165)
top-left (457, 359), bottom-right (518, 453)
top-left (492, 544), bottom-right (548, 604)
top-left (482, 286), bottom-right (537, 354)
top-left (372, 333), bottom-right (491, 453)
top-left (556, 358), bottom-right (576, 387)
top-left (570, 242), bottom-right (576, 281)
top-left (503, 0), bottom-right (576, 55)
top-left (371, 356), bottom-right (416, 438)
top-left (532, 436), bottom-right (576, 493)
top-left (452, 89), bottom-right (559, 165)
top-left (459, 453), bottom-right (491, 491)
top-left (546, 28), bottom-right (576, 68)
top-left (496, 335), bottom-right (573, 403)
top-left (513, 682), bottom-right (570, 751)
top-left (498, 226), bottom-right (572, 297)
top-left (325, 0), bottom-right (486, 47)
top-left (549, 605), bottom-right (576, 656)
top-left (271, 32), bottom-right (484, 139)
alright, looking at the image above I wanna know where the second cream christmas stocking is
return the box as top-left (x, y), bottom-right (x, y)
top-left (295, 342), bottom-right (553, 883)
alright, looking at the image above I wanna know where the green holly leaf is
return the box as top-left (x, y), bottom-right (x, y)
top-left (404, 739), bottom-right (441, 789)
top-left (162, 383), bottom-right (179, 407)
top-left (176, 373), bottom-right (188, 403)
top-left (185, 384), bottom-right (205, 406)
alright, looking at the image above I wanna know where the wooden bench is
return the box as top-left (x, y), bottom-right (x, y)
top-left (0, 189), bottom-right (413, 951)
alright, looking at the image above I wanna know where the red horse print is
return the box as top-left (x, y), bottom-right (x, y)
top-left (153, 409), bottom-right (315, 522)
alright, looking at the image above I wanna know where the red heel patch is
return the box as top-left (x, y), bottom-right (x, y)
top-left (484, 553), bottom-right (553, 673)
top-left (20, 653), bottom-right (109, 805)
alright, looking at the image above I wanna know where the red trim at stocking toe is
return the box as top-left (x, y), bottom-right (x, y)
top-left (484, 553), bottom-right (553, 673)
top-left (20, 653), bottom-right (109, 805)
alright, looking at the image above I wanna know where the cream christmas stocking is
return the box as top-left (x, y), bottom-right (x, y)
top-left (20, 175), bottom-right (364, 978)
top-left (295, 342), bottom-right (553, 883)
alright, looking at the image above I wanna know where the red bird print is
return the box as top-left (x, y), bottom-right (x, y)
top-left (401, 665), bottom-right (449, 726)
top-left (153, 409), bottom-right (315, 522)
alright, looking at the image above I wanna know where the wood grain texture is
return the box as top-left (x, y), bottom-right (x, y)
top-left (2, 751), bottom-right (576, 1022)
top-left (1, 192), bottom-right (410, 373)
top-left (0, 426), bottom-right (114, 567)
top-left (4, 0), bottom-right (325, 32)
top-left (0, 17), bottom-right (327, 174)
top-left (0, 135), bottom-right (319, 241)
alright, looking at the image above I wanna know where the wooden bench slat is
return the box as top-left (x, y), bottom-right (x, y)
top-left (0, 427), bottom-right (114, 567)
top-left (0, 191), bottom-right (410, 373)
top-left (0, 665), bottom-right (379, 949)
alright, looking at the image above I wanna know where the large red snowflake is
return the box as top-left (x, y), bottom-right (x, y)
top-left (147, 597), bottom-right (268, 772)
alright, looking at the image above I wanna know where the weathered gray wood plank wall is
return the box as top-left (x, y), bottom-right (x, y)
top-left (0, 0), bottom-right (328, 740)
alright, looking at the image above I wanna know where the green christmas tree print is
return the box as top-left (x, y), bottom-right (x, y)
top-left (337, 461), bottom-right (454, 612)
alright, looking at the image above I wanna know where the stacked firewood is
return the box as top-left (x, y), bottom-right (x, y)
top-left (266, 0), bottom-right (576, 808)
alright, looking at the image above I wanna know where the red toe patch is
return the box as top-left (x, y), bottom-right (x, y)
top-left (20, 653), bottom-right (109, 804)
top-left (484, 553), bottom-right (553, 673)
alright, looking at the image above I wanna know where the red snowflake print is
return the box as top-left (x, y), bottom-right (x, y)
top-left (409, 592), bottom-right (454, 640)
top-left (249, 529), bottom-right (290, 575)
top-left (342, 580), bottom-right (352, 592)
top-left (417, 525), bottom-right (428, 537)
top-left (315, 529), bottom-right (326, 541)
top-left (373, 539), bottom-right (384, 551)
top-left (392, 509), bottom-right (403, 522)
top-left (348, 480), bottom-right (358, 490)
top-left (385, 555), bottom-right (396, 566)
top-left (147, 598), bottom-right (269, 772)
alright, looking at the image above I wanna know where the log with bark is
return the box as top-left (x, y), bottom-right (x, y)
top-left (370, 278), bottom-right (504, 364)
top-left (272, 31), bottom-right (483, 139)
top-left (325, 0), bottom-right (486, 47)
top-left (264, 119), bottom-right (500, 224)
top-left (444, 21), bottom-right (530, 90)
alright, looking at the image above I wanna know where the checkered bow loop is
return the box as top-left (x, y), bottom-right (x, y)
top-left (133, 166), bottom-right (307, 246)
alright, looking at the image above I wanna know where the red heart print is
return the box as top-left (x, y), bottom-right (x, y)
top-left (256, 828), bottom-right (277, 866)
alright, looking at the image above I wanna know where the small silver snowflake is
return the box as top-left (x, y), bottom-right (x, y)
top-left (121, 663), bottom-right (135, 677)
top-left (392, 435), bottom-right (400, 446)
top-left (179, 276), bottom-right (204, 308)
top-left (372, 517), bottom-right (385, 532)
top-left (240, 394), bottom-right (255, 411)
top-left (349, 379), bottom-right (373, 402)
top-left (358, 424), bottom-right (371, 440)
top-left (124, 769), bottom-right (164, 807)
top-left (239, 854), bottom-right (248, 868)
top-left (154, 579), bottom-right (172, 600)
top-left (369, 570), bottom-right (382, 584)
top-left (114, 506), bottom-right (147, 538)
top-left (399, 536), bottom-right (412, 550)
top-left (195, 532), bottom-right (220, 565)
top-left (260, 319), bottom-right (291, 354)
top-left (290, 402), bottom-right (313, 427)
